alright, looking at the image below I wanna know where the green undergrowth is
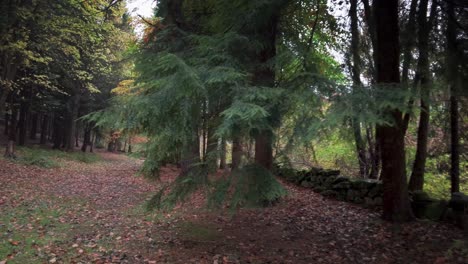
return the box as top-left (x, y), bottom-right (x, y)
top-left (0, 199), bottom-right (78, 263)
top-left (175, 221), bottom-right (222, 242)
top-left (9, 146), bottom-right (102, 168)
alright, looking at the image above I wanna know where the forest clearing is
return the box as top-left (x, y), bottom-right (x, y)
top-left (1, 0), bottom-right (468, 263)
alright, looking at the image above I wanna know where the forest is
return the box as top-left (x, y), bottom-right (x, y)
top-left (0, 0), bottom-right (467, 263)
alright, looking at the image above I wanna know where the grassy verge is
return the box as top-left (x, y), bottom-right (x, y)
top-left (0, 199), bottom-right (76, 263)
top-left (7, 146), bottom-right (102, 168)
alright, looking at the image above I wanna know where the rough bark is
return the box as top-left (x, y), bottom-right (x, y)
top-left (375, 0), bottom-right (413, 222)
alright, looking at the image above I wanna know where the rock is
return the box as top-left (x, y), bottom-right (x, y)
top-left (411, 190), bottom-right (432, 202)
top-left (367, 184), bottom-right (383, 198)
top-left (332, 181), bottom-right (351, 190)
top-left (301, 181), bottom-right (313, 188)
top-left (346, 189), bottom-right (360, 202)
top-left (318, 169), bottom-right (341, 177)
top-left (449, 192), bottom-right (468, 212)
top-left (333, 176), bottom-right (350, 184)
top-left (322, 176), bottom-right (337, 189)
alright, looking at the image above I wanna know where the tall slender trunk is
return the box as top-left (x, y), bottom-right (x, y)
top-left (401, 0), bottom-right (419, 132)
top-left (29, 113), bottom-right (38, 140)
top-left (4, 109), bottom-right (17, 158)
top-left (53, 116), bottom-right (63, 149)
top-left (4, 112), bottom-right (9, 136)
top-left (449, 95), bottom-right (459, 193)
top-left (81, 126), bottom-right (91, 152)
top-left (219, 138), bottom-right (227, 169)
top-left (409, 0), bottom-right (434, 191)
top-left (375, 0), bottom-right (413, 222)
top-left (40, 114), bottom-right (48, 145)
top-left (18, 102), bottom-right (28, 146)
top-left (180, 127), bottom-right (200, 174)
top-left (232, 134), bottom-right (243, 170)
top-left (66, 94), bottom-right (80, 151)
top-left (350, 0), bottom-right (368, 178)
top-left (446, 0), bottom-right (459, 193)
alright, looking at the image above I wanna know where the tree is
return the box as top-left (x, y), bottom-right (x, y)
top-left (375, 0), bottom-right (414, 222)
top-left (408, 0), bottom-right (437, 191)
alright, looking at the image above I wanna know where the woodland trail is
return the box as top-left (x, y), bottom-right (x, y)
top-left (0, 151), bottom-right (467, 264)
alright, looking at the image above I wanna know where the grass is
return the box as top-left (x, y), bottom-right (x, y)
top-left (8, 146), bottom-right (102, 168)
top-left (176, 221), bottom-right (222, 242)
top-left (0, 199), bottom-right (74, 263)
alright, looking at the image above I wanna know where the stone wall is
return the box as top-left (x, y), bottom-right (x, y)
top-left (276, 166), bottom-right (468, 231)
top-left (275, 166), bottom-right (383, 207)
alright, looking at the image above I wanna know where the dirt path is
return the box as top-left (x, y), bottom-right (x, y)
top-left (0, 152), bottom-right (467, 264)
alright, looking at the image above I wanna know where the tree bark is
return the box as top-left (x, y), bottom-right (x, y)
top-left (232, 134), bottom-right (243, 170)
top-left (40, 114), bottom-right (48, 145)
top-left (350, 0), bottom-right (368, 178)
top-left (219, 138), bottom-right (227, 169)
top-left (53, 116), bottom-right (63, 149)
top-left (65, 94), bottom-right (80, 151)
top-left (4, 112), bottom-right (9, 136)
top-left (255, 130), bottom-right (274, 171)
top-left (446, 0), bottom-right (459, 193)
top-left (375, 0), bottom-right (413, 222)
top-left (4, 109), bottom-right (17, 158)
top-left (18, 101), bottom-right (28, 146)
top-left (81, 126), bottom-right (91, 152)
top-left (29, 113), bottom-right (38, 140)
top-left (409, 0), bottom-right (434, 191)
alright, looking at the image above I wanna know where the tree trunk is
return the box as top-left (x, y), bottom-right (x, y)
top-left (90, 131), bottom-right (95, 153)
top-left (40, 114), bottom-right (48, 145)
top-left (127, 134), bottom-right (132, 153)
top-left (350, 0), bottom-right (368, 178)
top-left (375, 0), bottom-right (413, 222)
top-left (401, 0), bottom-right (419, 84)
top-left (4, 112), bottom-right (9, 136)
top-left (53, 116), bottom-right (63, 149)
top-left (180, 128), bottom-right (200, 174)
top-left (29, 113), bottom-right (38, 140)
top-left (66, 94), bottom-right (80, 151)
top-left (449, 95), bottom-right (459, 193)
top-left (409, 0), bottom-right (433, 191)
top-left (255, 130), bottom-right (273, 171)
top-left (232, 135), bottom-right (243, 170)
top-left (18, 102), bottom-right (28, 146)
top-left (446, 0), bottom-right (459, 193)
top-left (219, 138), bottom-right (227, 169)
top-left (81, 126), bottom-right (91, 152)
top-left (4, 109), bottom-right (17, 158)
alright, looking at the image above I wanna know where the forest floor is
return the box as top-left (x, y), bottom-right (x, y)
top-left (0, 149), bottom-right (467, 264)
